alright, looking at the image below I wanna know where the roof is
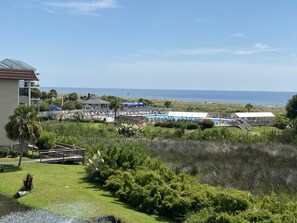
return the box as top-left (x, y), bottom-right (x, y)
top-left (235, 112), bottom-right (275, 118)
top-left (168, 111), bottom-right (208, 118)
top-left (122, 102), bottom-right (144, 106)
top-left (78, 98), bottom-right (110, 105)
top-left (49, 106), bottom-right (61, 111)
top-left (0, 68), bottom-right (38, 80)
top-left (0, 62), bottom-right (10, 69)
top-left (0, 58), bottom-right (36, 71)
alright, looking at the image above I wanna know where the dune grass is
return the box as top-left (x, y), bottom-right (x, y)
top-left (0, 162), bottom-right (174, 223)
top-left (145, 139), bottom-right (297, 196)
top-left (148, 99), bottom-right (286, 115)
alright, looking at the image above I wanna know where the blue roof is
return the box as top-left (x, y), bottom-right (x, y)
top-left (49, 106), bottom-right (61, 111)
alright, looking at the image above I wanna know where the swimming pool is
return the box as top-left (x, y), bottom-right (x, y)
top-left (147, 115), bottom-right (234, 126)
top-left (147, 115), bottom-right (198, 121)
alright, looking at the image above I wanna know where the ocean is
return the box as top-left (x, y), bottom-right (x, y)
top-left (41, 87), bottom-right (297, 106)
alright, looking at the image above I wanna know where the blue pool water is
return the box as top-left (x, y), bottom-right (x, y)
top-left (147, 115), bottom-right (199, 121)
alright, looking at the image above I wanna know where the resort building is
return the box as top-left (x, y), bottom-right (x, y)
top-left (232, 112), bottom-right (275, 126)
top-left (0, 60), bottom-right (39, 145)
top-left (0, 59), bottom-right (40, 104)
top-left (78, 98), bottom-right (110, 110)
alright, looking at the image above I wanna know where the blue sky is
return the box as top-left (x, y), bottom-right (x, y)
top-left (1, 0), bottom-right (297, 91)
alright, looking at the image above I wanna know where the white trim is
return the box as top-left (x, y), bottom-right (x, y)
top-left (234, 112), bottom-right (275, 118)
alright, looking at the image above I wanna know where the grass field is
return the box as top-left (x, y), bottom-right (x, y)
top-left (148, 99), bottom-right (286, 115)
top-left (0, 162), bottom-right (174, 223)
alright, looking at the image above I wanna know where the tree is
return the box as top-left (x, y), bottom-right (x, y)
top-left (286, 94), bottom-right (297, 121)
top-left (41, 91), bottom-right (48, 100)
top-left (31, 88), bottom-right (41, 99)
top-left (48, 89), bottom-right (58, 99)
top-left (164, 101), bottom-right (172, 108)
top-left (245, 103), bottom-right (253, 112)
top-left (52, 98), bottom-right (63, 108)
top-left (139, 98), bottom-right (153, 106)
top-left (64, 101), bottom-right (76, 110)
top-left (66, 92), bottom-right (78, 102)
top-left (109, 98), bottom-right (122, 122)
top-left (5, 104), bottom-right (41, 167)
top-left (39, 100), bottom-right (51, 111)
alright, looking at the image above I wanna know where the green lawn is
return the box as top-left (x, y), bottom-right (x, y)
top-left (216, 126), bottom-right (280, 134)
top-left (250, 126), bottom-right (280, 133)
top-left (0, 162), bottom-right (174, 223)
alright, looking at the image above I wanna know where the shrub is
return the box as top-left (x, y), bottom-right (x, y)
top-left (200, 119), bottom-right (214, 129)
top-left (274, 115), bottom-right (292, 130)
top-left (86, 142), bottom-right (149, 182)
top-left (238, 209), bottom-right (275, 223)
top-left (213, 192), bottom-right (250, 213)
top-left (36, 132), bottom-right (57, 149)
top-left (117, 124), bottom-right (143, 137)
top-left (63, 101), bottom-right (76, 110)
top-left (186, 122), bottom-right (200, 130)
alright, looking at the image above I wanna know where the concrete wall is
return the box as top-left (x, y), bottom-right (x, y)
top-left (0, 79), bottom-right (18, 145)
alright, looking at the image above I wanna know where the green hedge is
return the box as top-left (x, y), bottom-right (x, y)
top-left (85, 141), bottom-right (297, 222)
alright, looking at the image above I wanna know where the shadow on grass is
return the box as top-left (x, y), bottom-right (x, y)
top-left (79, 175), bottom-right (113, 195)
top-left (108, 199), bottom-right (177, 223)
top-left (78, 176), bottom-right (177, 223)
top-left (1, 164), bottom-right (23, 173)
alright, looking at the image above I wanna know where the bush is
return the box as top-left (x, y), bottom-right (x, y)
top-left (63, 101), bottom-right (76, 110)
top-left (186, 123), bottom-right (199, 130)
top-left (154, 121), bottom-right (199, 130)
top-left (86, 142), bottom-right (149, 182)
top-left (200, 119), bottom-right (214, 129)
top-left (238, 209), bottom-right (275, 223)
top-left (117, 124), bottom-right (143, 137)
top-left (36, 132), bottom-right (57, 149)
top-left (274, 115), bottom-right (292, 130)
top-left (213, 192), bottom-right (250, 213)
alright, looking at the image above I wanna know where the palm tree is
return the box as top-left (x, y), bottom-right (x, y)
top-left (245, 103), bottom-right (253, 112)
top-left (5, 104), bottom-right (41, 167)
top-left (109, 98), bottom-right (122, 123)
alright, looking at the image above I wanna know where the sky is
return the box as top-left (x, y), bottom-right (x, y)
top-left (1, 0), bottom-right (297, 92)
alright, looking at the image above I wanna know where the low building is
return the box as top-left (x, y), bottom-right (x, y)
top-left (232, 112), bottom-right (275, 126)
top-left (0, 62), bottom-right (38, 145)
top-left (78, 98), bottom-right (110, 110)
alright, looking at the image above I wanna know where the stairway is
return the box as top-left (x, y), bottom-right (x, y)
top-left (237, 119), bottom-right (251, 131)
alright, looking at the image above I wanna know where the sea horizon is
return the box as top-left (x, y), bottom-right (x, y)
top-left (41, 86), bottom-right (297, 106)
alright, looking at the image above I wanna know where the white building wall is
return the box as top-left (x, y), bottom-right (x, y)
top-left (0, 79), bottom-right (18, 145)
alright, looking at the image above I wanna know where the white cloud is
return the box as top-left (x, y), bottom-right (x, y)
top-left (233, 43), bottom-right (279, 55)
top-left (254, 43), bottom-right (269, 49)
top-left (43, 0), bottom-right (118, 16)
top-left (290, 53), bottom-right (296, 57)
top-left (231, 33), bottom-right (244, 38)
